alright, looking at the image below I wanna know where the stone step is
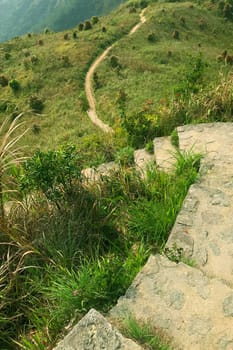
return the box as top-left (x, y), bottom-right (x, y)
top-left (134, 148), bottom-right (155, 175)
top-left (54, 308), bottom-right (143, 350)
top-left (110, 254), bottom-right (233, 350)
top-left (153, 136), bottom-right (176, 172)
top-left (166, 123), bottom-right (233, 286)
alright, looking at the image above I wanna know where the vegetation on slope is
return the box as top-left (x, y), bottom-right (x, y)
top-left (0, 0), bottom-right (127, 42)
top-left (0, 0), bottom-right (233, 348)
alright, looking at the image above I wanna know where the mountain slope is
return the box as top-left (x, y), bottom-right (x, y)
top-left (0, 0), bottom-right (126, 42)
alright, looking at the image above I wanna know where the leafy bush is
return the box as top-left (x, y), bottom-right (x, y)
top-left (121, 111), bottom-right (160, 148)
top-left (115, 146), bottom-right (135, 166)
top-left (0, 75), bottom-right (8, 87)
top-left (92, 16), bottom-right (99, 24)
top-left (29, 96), bottom-right (44, 113)
top-left (84, 21), bottom-right (92, 30)
top-left (9, 79), bottom-right (20, 92)
top-left (19, 144), bottom-right (82, 206)
top-left (147, 32), bottom-right (156, 42)
top-left (109, 55), bottom-right (120, 68)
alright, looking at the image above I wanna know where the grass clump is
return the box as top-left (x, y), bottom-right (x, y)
top-left (123, 317), bottom-right (172, 350)
top-left (0, 137), bottom-right (200, 348)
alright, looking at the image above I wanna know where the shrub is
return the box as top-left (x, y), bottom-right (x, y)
top-left (38, 39), bottom-right (44, 46)
top-left (61, 55), bottom-right (71, 67)
top-left (64, 33), bottom-right (69, 40)
top-left (115, 146), bottom-right (135, 166)
top-left (172, 30), bottom-right (179, 39)
top-left (44, 28), bottom-right (50, 34)
top-left (121, 112), bottom-right (160, 148)
top-left (78, 23), bottom-right (84, 31)
top-left (32, 124), bottom-right (41, 134)
top-left (27, 33), bottom-right (32, 38)
top-left (29, 96), bottom-right (44, 113)
top-left (19, 144), bottom-right (81, 206)
top-left (92, 16), bottom-right (99, 24)
top-left (129, 7), bottom-right (137, 13)
top-left (72, 31), bottom-right (78, 39)
top-left (9, 79), bottom-right (20, 92)
top-left (84, 21), bottom-right (92, 30)
top-left (147, 32), bottom-right (156, 42)
top-left (4, 52), bottom-right (11, 60)
top-left (145, 140), bottom-right (154, 154)
top-left (102, 26), bottom-right (107, 32)
top-left (0, 75), bottom-right (8, 87)
top-left (30, 55), bottom-right (38, 63)
top-left (110, 55), bottom-right (120, 68)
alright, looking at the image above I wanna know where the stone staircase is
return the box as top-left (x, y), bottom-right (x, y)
top-left (54, 123), bottom-right (233, 350)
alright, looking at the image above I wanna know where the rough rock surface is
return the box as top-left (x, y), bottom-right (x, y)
top-left (110, 255), bottom-right (233, 350)
top-left (153, 136), bottom-right (176, 172)
top-left (167, 123), bottom-right (233, 286)
top-left (54, 309), bottom-right (142, 350)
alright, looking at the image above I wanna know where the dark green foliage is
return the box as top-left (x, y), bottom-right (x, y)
top-left (145, 140), bottom-right (154, 154)
top-left (19, 144), bottom-right (81, 205)
top-left (174, 54), bottom-right (207, 97)
top-left (38, 39), bottom-right (44, 45)
top-left (172, 30), bottom-right (179, 39)
top-left (84, 21), bottom-right (92, 30)
top-left (78, 22), bottom-right (84, 31)
top-left (29, 96), bottom-right (44, 113)
top-left (92, 16), bottom-right (99, 24)
top-left (44, 28), bottom-right (50, 34)
top-left (115, 146), bottom-right (135, 166)
top-left (0, 75), bottom-right (9, 87)
top-left (147, 32), bottom-right (156, 42)
top-left (32, 124), bottom-right (41, 134)
top-left (109, 55), bottom-right (120, 68)
top-left (4, 52), bottom-right (11, 60)
top-left (9, 79), bottom-right (20, 92)
top-left (102, 26), bottom-right (107, 32)
top-left (64, 33), bottom-right (69, 40)
top-left (72, 31), bottom-right (78, 39)
top-left (121, 111), bottom-right (160, 148)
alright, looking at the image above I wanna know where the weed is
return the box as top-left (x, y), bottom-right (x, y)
top-left (123, 317), bottom-right (172, 350)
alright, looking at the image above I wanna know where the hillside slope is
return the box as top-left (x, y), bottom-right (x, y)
top-left (0, 0), bottom-right (126, 42)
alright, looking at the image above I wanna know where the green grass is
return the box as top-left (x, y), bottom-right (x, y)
top-left (95, 1), bottom-right (233, 132)
top-left (0, 147), bottom-right (200, 348)
top-left (123, 317), bottom-right (172, 350)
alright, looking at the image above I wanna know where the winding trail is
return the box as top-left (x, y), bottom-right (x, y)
top-left (85, 8), bottom-right (147, 133)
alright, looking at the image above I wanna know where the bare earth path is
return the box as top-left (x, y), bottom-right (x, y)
top-left (85, 8), bottom-right (147, 133)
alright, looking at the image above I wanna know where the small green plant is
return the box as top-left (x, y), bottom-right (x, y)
top-left (0, 75), bottom-right (9, 87)
top-left (109, 55), bottom-right (120, 68)
top-left (84, 21), bottom-right (92, 30)
top-left (92, 16), bottom-right (99, 24)
top-left (4, 52), bottom-right (11, 60)
top-left (147, 32), bottom-right (156, 42)
top-left (64, 33), bottom-right (69, 40)
top-left (29, 96), bottom-right (44, 113)
top-left (72, 31), bottom-right (78, 39)
top-left (170, 129), bottom-right (179, 148)
top-left (9, 79), bottom-right (21, 92)
top-left (145, 140), bottom-right (154, 154)
top-left (164, 245), bottom-right (196, 267)
top-left (124, 318), bottom-right (171, 350)
top-left (115, 146), bottom-right (135, 166)
top-left (78, 23), bottom-right (84, 31)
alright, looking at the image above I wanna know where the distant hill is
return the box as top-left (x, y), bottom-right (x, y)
top-left (0, 0), bottom-right (126, 42)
